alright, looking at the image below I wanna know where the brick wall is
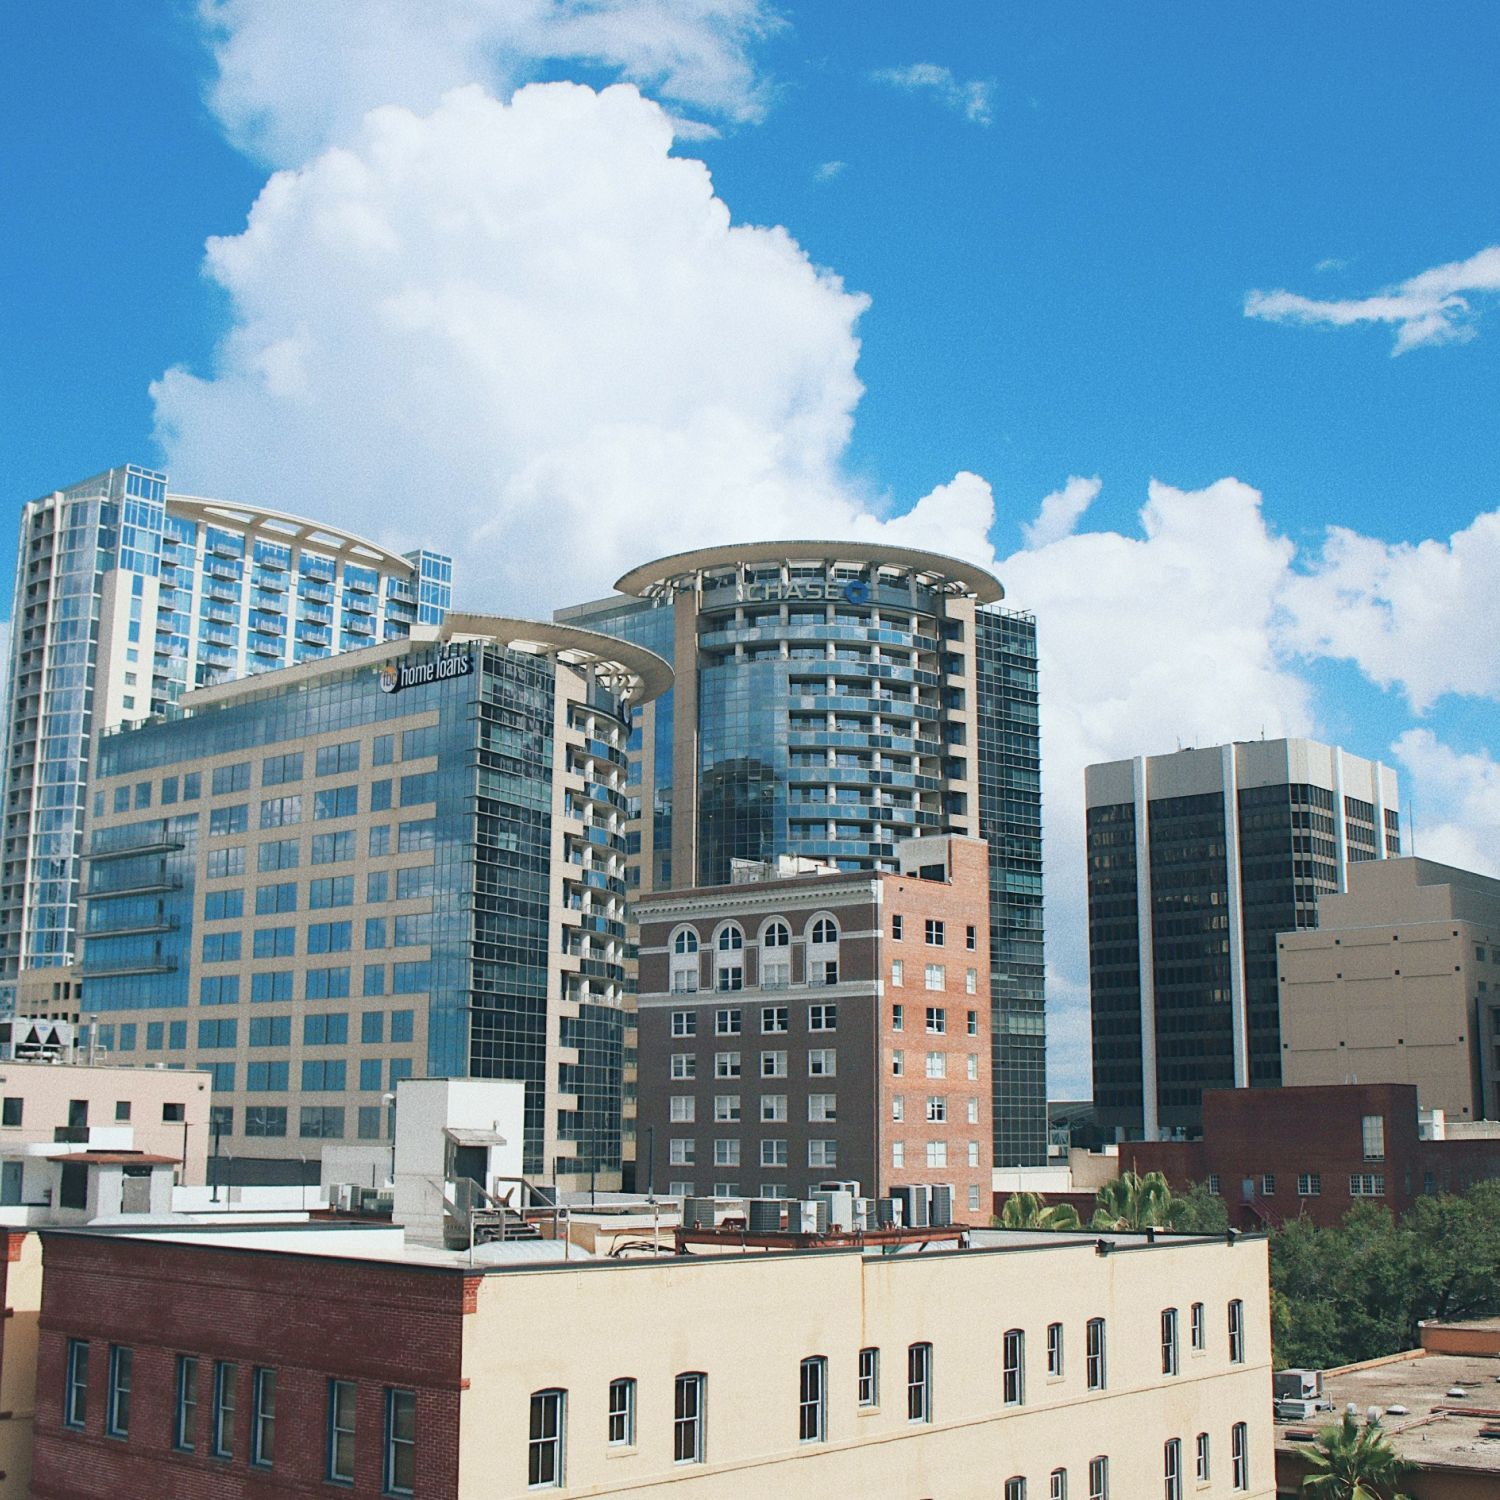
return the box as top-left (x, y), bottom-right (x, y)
top-left (30, 1233), bottom-right (473, 1499)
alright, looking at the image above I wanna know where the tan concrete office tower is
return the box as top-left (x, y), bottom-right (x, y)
top-left (1086, 738), bottom-right (1400, 1139)
top-left (77, 616), bottom-right (669, 1189)
top-left (559, 543), bottom-right (1047, 1169)
top-left (1280, 856), bottom-right (1500, 1121)
top-left (1, 464), bottom-right (452, 988)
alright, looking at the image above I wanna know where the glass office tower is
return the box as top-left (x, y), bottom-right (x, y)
top-left (559, 542), bottom-right (1047, 1167)
top-left (1085, 738), bottom-right (1401, 1139)
top-left (0, 465), bottom-right (453, 982)
top-left (79, 616), bottom-right (669, 1186)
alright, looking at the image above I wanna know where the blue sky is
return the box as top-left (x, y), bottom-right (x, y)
top-left (5, 2), bottom-right (1500, 1094)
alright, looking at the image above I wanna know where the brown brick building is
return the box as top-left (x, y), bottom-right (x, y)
top-left (1123, 1082), bottom-right (1500, 1229)
top-left (634, 835), bottom-right (994, 1218)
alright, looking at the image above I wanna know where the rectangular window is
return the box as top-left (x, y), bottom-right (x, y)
top-left (926, 1095), bottom-right (947, 1123)
top-left (1002, 1328), bottom-right (1025, 1406)
top-left (671, 1011), bottom-right (697, 1037)
top-left (1047, 1321), bottom-right (1064, 1378)
top-left (261, 751), bottom-right (303, 785)
top-left (64, 1340), bottom-right (89, 1428)
top-left (328, 1379), bottom-right (357, 1483)
top-left (209, 804), bottom-right (249, 836)
top-left (925, 1141), bottom-right (947, 1168)
top-left (799, 1356), bottom-right (827, 1442)
top-left (760, 1005), bottom-right (788, 1032)
top-left (1164, 1437), bottom-right (1182, 1500)
top-left (713, 1095), bottom-right (741, 1122)
top-left (892, 914), bottom-right (903, 940)
top-left (714, 1140), bottom-right (740, 1167)
top-left (258, 837), bottom-right (299, 872)
top-left (808, 1048), bottom-right (836, 1077)
top-left (1195, 1432), bottom-right (1210, 1483)
top-left (808, 1139), bottom-right (837, 1169)
top-left (715, 1008), bottom-right (741, 1035)
top-left (808, 1092), bottom-right (837, 1123)
top-left (1089, 1457), bottom-right (1109, 1500)
top-left (1350, 1173), bottom-right (1386, 1197)
top-left (1361, 1113), bottom-right (1386, 1160)
top-left (668, 1139), bottom-right (695, 1166)
top-left (1231, 1422), bottom-right (1248, 1490)
top-left (925, 1005), bottom-right (946, 1032)
top-left (716, 1051), bottom-right (742, 1078)
top-left (258, 795), bottom-right (301, 829)
top-left (1297, 1172), bottom-right (1322, 1197)
top-left (925, 964), bottom-right (945, 991)
top-left (1051, 1470), bottom-right (1068, 1500)
top-left (892, 1049), bottom-right (904, 1076)
top-left (761, 1095), bottom-right (787, 1123)
top-left (384, 1388), bottom-right (415, 1496)
top-left (1005, 1481), bottom-right (1027, 1500)
top-left (857, 1347), bottom-right (879, 1407)
top-left (312, 830), bottom-right (355, 864)
top-left (316, 741), bottom-right (361, 776)
top-left (252, 1367), bottom-right (276, 1467)
top-left (925, 918), bottom-right (944, 945)
top-left (607, 1377), bottom-right (636, 1446)
top-left (107, 1344), bottom-right (132, 1438)
top-left (309, 876), bottom-right (355, 908)
top-left (314, 785), bottom-right (359, 820)
top-left (673, 1373), bottom-right (705, 1464)
top-left (212, 1361), bottom-right (237, 1458)
top-left (907, 1343), bottom-right (932, 1423)
top-left (760, 1139), bottom-right (788, 1167)
top-left (891, 960), bottom-right (904, 988)
top-left (925, 1051), bottom-right (946, 1078)
top-left (1190, 1302), bottom-right (1205, 1351)
top-left (809, 1003), bottom-right (837, 1031)
top-left (892, 1141), bottom-right (905, 1168)
top-left (671, 1054), bottom-right (696, 1080)
top-left (175, 1354), bottom-right (198, 1450)
top-left (212, 761), bottom-right (252, 795)
top-left (1086, 1318), bottom-right (1107, 1390)
top-left (759, 1050), bottom-right (786, 1078)
top-left (1162, 1307), bottom-right (1179, 1375)
top-left (1261, 1173), bottom-right (1276, 1196)
top-left (1228, 1300), bottom-right (1245, 1364)
top-left (669, 1096), bottom-right (695, 1123)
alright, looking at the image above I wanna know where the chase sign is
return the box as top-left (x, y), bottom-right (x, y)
top-left (742, 576), bottom-right (872, 605)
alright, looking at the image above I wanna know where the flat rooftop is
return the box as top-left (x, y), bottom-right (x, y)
top-left (1276, 1350), bottom-right (1500, 1476)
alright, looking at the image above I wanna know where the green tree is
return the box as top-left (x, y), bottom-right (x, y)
top-left (1297, 1410), bottom-right (1413, 1499)
top-left (997, 1191), bottom-right (1082, 1231)
top-left (1091, 1170), bottom-right (1178, 1230)
top-left (1171, 1180), bottom-right (1230, 1233)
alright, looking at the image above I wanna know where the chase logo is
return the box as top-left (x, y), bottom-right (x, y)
top-left (377, 663), bottom-right (400, 694)
top-left (843, 579), bottom-right (871, 605)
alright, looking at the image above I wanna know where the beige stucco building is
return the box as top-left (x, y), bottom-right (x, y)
top-left (0, 1058), bottom-right (212, 1195)
top-left (1279, 858), bottom-right (1500, 1120)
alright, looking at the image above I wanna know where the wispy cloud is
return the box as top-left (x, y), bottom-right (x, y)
top-left (1245, 246), bottom-right (1500, 355)
top-left (870, 63), bottom-right (994, 125)
top-left (814, 159), bottom-right (845, 182)
top-left (1313, 256), bottom-right (1348, 273)
top-left (1022, 474), bottom-right (1101, 549)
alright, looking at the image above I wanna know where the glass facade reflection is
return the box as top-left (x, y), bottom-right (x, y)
top-left (1, 466), bottom-right (452, 984)
top-left (561, 544), bottom-right (1048, 1167)
top-left (79, 621), bottom-right (654, 1186)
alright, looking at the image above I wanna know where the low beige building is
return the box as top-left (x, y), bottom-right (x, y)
top-left (0, 1230), bottom-right (42, 1499)
top-left (31, 1218), bottom-right (1275, 1497)
top-left (1279, 858), bottom-right (1500, 1120)
top-left (0, 1059), bottom-right (212, 1194)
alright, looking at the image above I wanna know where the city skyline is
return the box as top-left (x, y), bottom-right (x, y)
top-left (5, 5), bottom-right (1500, 1097)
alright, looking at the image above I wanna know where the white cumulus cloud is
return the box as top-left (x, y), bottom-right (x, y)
top-left (199, 0), bottom-right (782, 165)
top-left (1245, 245), bottom-right (1500, 354)
top-left (1021, 474), bottom-right (1101, 549)
top-left (1390, 729), bottom-right (1500, 876)
top-left (870, 63), bottom-right (995, 125)
top-left (1281, 509), bottom-right (1500, 712)
top-left (152, 82), bottom-right (1000, 615)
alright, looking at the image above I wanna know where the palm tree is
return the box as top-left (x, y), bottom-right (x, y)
top-left (1298, 1409), bottom-right (1413, 1499)
top-left (1090, 1170), bottom-right (1177, 1231)
top-left (997, 1191), bottom-right (1082, 1231)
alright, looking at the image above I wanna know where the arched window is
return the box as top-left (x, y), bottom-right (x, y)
top-left (714, 924), bottom-right (744, 992)
top-left (670, 927), bottom-right (701, 994)
top-left (760, 920), bottom-right (791, 990)
top-left (807, 914), bottom-right (839, 986)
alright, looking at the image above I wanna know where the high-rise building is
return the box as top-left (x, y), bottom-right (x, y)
top-left (559, 542), bottom-right (1046, 1166)
top-left (1086, 737), bottom-right (1400, 1139)
top-left (0, 465), bottom-right (453, 981)
top-left (77, 616), bottom-right (669, 1187)
top-left (634, 834), bottom-right (995, 1217)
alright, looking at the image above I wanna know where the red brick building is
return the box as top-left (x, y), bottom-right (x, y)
top-left (31, 1225), bottom-right (467, 1499)
top-left (634, 835), bottom-right (994, 1218)
top-left (1123, 1083), bottom-right (1500, 1228)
